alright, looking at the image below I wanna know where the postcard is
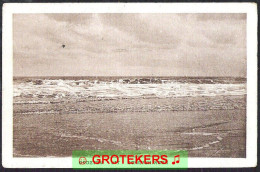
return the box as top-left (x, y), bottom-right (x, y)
top-left (2, 3), bottom-right (257, 168)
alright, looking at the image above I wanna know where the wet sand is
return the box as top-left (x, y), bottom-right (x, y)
top-left (13, 95), bottom-right (246, 157)
top-left (14, 95), bottom-right (246, 114)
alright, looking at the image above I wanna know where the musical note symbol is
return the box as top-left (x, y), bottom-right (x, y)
top-left (172, 155), bottom-right (180, 165)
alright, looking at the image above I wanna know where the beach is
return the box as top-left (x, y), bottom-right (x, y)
top-left (13, 95), bottom-right (246, 157)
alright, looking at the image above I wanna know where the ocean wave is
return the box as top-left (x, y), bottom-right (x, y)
top-left (13, 78), bottom-right (246, 102)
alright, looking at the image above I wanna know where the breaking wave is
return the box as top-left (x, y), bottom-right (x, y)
top-left (13, 77), bottom-right (246, 103)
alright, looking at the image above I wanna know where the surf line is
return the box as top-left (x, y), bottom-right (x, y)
top-left (180, 132), bottom-right (224, 151)
top-left (58, 133), bottom-right (123, 146)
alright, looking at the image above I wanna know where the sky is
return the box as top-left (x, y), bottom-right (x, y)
top-left (13, 13), bottom-right (246, 77)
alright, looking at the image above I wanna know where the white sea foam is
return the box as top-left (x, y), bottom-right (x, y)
top-left (13, 79), bottom-right (246, 101)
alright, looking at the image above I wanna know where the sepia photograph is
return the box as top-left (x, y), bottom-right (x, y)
top-left (2, 3), bottom-right (257, 168)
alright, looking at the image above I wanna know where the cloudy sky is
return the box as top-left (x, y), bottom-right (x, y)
top-left (13, 13), bottom-right (246, 77)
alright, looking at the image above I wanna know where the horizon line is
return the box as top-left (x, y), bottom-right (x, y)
top-left (13, 75), bottom-right (247, 78)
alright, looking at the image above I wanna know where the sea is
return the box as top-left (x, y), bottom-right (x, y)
top-left (14, 76), bottom-right (246, 104)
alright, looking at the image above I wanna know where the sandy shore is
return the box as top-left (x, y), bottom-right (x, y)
top-left (13, 110), bottom-right (245, 158)
top-left (14, 95), bottom-right (246, 114)
top-left (13, 95), bottom-right (246, 158)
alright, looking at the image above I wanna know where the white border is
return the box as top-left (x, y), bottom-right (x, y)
top-left (2, 3), bottom-right (257, 168)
